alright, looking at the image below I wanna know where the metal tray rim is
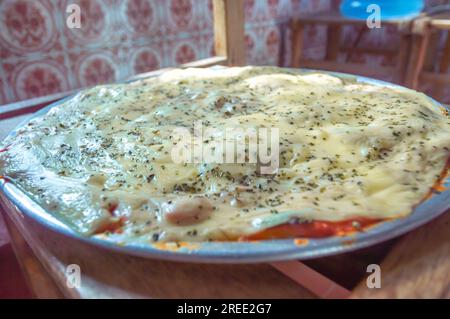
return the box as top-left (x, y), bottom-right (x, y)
top-left (0, 68), bottom-right (448, 263)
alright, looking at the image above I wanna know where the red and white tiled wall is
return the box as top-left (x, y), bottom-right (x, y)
top-left (0, 0), bottom-right (448, 106)
top-left (0, 0), bottom-right (333, 105)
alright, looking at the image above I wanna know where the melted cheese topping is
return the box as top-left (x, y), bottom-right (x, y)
top-left (1, 66), bottom-right (449, 243)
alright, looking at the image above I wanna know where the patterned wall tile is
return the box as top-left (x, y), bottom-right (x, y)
top-left (120, 0), bottom-right (162, 37)
top-left (3, 55), bottom-right (70, 101)
top-left (0, 78), bottom-right (5, 105)
top-left (0, 0), bottom-right (60, 56)
top-left (129, 44), bottom-right (163, 74)
top-left (167, 0), bottom-right (195, 33)
top-left (164, 36), bottom-right (201, 65)
top-left (62, 0), bottom-right (118, 51)
top-left (72, 50), bottom-right (119, 87)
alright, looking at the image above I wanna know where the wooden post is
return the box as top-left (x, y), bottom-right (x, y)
top-left (435, 32), bottom-right (450, 100)
top-left (213, 0), bottom-right (246, 66)
top-left (290, 20), bottom-right (305, 68)
top-left (404, 18), bottom-right (432, 89)
top-left (326, 25), bottom-right (342, 61)
top-left (395, 31), bottom-right (412, 85)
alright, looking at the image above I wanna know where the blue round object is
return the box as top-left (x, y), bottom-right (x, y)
top-left (340, 0), bottom-right (424, 20)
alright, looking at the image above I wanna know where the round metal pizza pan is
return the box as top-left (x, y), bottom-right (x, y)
top-left (0, 69), bottom-right (448, 263)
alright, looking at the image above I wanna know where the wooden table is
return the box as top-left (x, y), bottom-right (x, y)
top-left (1, 110), bottom-right (449, 298)
top-left (1, 197), bottom-right (448, 298)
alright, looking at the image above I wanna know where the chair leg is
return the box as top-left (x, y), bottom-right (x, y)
top-left (404, 28), bottom-right (431, 89)
top-left (423, 30), bottom-right (440, 71)
top-left (439, 32), bottom-right (450, 73)
top-left (326, 25), bottom-right (341, 61)
top-left (291, 20), bottom-right (305, 68)
top-left (435, 32), bottom-right (450, 100)
top-left (396, 32), bottom-right (412, 85)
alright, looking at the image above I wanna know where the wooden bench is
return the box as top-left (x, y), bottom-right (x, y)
top-left (404, 10), bottom-right (450, 103)
top-left (290, 10), bottom-right (415, 84)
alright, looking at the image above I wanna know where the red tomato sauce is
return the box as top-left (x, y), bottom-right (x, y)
top-left (241, 156), bottom-right (449, 241)
top-left (240, 217), bottom-right (382, 241)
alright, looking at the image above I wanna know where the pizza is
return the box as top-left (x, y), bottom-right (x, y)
top-left (0, 66), bottom-right (449, 243)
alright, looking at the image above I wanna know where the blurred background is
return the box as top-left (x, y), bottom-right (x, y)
top-left (0, 0), bottom-right (449, 104)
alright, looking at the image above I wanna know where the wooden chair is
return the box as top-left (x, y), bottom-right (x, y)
top-left (290, 10), bottom-right (414, 84)
top-left (404, 9), bottom-right (450, 103)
